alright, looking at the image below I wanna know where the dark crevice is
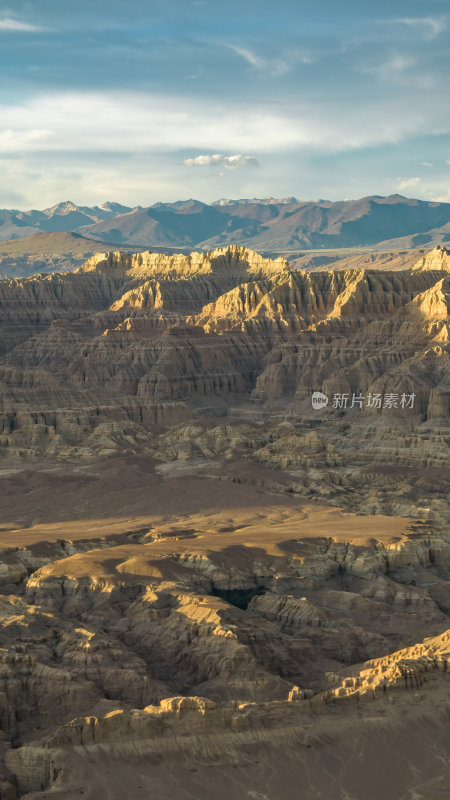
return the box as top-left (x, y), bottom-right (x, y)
top-left (210, 585), bottom-right (267, 610)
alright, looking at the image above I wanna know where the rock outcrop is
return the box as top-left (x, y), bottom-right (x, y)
top-left (412, 245), bottom-right (450, 272)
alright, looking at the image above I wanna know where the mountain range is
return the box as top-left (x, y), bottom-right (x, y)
top-left (2, 195), bottom-right (450, 251)
top-left (0, 231), bottom-right (148, 279)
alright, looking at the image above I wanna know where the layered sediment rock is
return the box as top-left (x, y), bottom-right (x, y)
top-left (0, 245), bottom-right (448, 459)
top-left (0, 505), bottom-right (450, 796)
top-left (0, 245), bottom-right (449, 797)
top-left (412, 245), bottom-right (450, 272)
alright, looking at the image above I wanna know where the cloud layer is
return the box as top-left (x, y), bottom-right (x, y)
top-left (1, 89), bottom-right (449, 158)
top-left (0, 1), bottom-right (449, 207)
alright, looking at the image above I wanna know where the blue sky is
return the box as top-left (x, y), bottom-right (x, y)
top-left (0, 0), bottom-right (449, 208)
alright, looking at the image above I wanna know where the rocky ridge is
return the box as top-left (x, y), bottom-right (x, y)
top-left (0, 245), bottom-right (448, 467)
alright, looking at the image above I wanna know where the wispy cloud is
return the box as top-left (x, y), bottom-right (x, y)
top-left (388, 16), bottom-right (446, 39)
top-left (398, 177), bottom-right (421, 191)
top-left (361, 54), bottom-right (415, 82)
top-left (0, 16), bottom-right (44, 32)
top-left (228, 44), bottom-right (311, 76)
top-left (184, 154), bottom-right (258, 169)
top-left (229, 45), bottom-right (264, 68)
top-left (420, 162), bottom-right (433, 167)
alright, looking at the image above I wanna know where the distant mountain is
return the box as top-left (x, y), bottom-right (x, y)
top-left (1, 195), bottom-right (450, 252)
top-left (0, 231), bottom-right (108, 258)
top-left (79, 195), bottom-right (450, 250)
top-left (0, 200), bottom-right (133, 241)
top-left (78, 199), bottom-right (241, 247)
top-left (289, 248), bottom-right (427, 272)
top-left (0, 231), bottom-right (138, 278)
top-left (0, 231), bottom-right (199, 278)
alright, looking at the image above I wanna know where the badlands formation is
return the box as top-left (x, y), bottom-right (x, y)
top-left (0, 244), bottom-right (449, 798)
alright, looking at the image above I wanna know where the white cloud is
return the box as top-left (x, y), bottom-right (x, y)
top-left (229, 45), bottom-right (263, 68)
top-left (426, 189), bottom-right (450, 202)
top-left (395, 16), bottom-right (446, 39)
top-left (446, 159), bottom-right (450, 166)
top-left (183, 154), bottom-right (258, 169)
top-left (359, 53), bottom-right (437, 90)
top-left (2, 89), bottom-right (450, 207)
top-left (362, 54), bottom-right (416, 82)
top-left (0, 128), bottom-right (53, 148)
top-left (228, 44), bottom-right (311, 76)
top-left (1, 89), bottom-right (446, 160)
top-left (420, 162), bottom-right (433, 167)
top-left (0, 92), bottom-right (304, 154)
top-left (0, 16), bottom-right (43, 32)
top-left (398, 177), bottom-right (421, 191)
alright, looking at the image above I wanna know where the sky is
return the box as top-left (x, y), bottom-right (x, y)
top-left (0, 0), bottom-right (449, 209)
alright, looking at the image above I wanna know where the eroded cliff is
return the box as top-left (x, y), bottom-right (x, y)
top-left (0, 245), bottom-right (449, 798)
